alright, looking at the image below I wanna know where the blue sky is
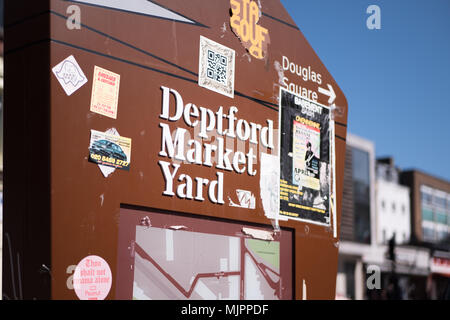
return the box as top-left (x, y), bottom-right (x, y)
top-left (281, 0), bottom-right (450, 181)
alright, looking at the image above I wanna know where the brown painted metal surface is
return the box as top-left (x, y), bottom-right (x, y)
top-left (3, 0), bottom-right (348, 299)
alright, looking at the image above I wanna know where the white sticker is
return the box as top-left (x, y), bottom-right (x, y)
top-left (242, 227), bottom-right (274, 241)
top-left (73, 255), bottom-right (112, 300)
top-left (52, 55), bottom-right (88, 96)
top-left (198, 36), bottom-right (235, 98)
top-left (228, 189), bottom-right (256, 209)
top-left (259, 153), bottom-right (287, 221)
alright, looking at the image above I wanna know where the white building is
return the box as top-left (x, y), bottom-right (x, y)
top-left (376, 158), bottom-right (411, 245)
top-left (336, 137), bottom-right (430, 300)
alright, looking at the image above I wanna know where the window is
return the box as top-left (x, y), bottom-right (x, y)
top-left (422, 208), bottom-right (433, 221)
top-left (447, 197), bottom-right (450, 226)
top-left (421, 187), bottom-right (450, 243)
top-left (392, 202), bottom-right (396, 213)
top-left (423, 226), bottom-right (435, 242)
top-left (436, 211), bottom-right (447, 225)
top-left (0, 0), bottom-right (3, 26)
top-left (351, 147), bottom-right (371, 244)
top-left (344, 261), bottom-right (356, 300)
top-left (401, 204), bottom-right (405, 215)
top-left (434, 196), bottom-right (446, 209)
top-left (421, 189), bottom-right (432, 205)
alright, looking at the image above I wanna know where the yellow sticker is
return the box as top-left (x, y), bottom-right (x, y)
top-left (230, 0), bottom-right (270, 59)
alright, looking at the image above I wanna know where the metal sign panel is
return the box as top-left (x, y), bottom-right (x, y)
top-left (4, 0), bottom-right (348, 300)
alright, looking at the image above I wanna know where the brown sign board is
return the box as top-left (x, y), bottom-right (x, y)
top-left (3, 0), bottom-right (348, 300)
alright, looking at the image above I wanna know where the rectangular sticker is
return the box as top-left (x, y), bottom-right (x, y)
top-left (279, 88), bottom-right (331, 226)
top-left (260, 152), bottom-right (287, 221)
top-left (90, 66), bottom-right (121, 119)
top-left (89, 130), bottom-right (131, 171)
top-left (52, 55), bottom-right (88, 96)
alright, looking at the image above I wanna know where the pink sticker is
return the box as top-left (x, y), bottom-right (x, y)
top-left (73, 255), bottom-right (112, 300)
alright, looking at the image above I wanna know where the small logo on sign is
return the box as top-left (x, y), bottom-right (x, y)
top-left (230, 0), bottom-right (270, 60)
top-left (55, 61), bottom-right (85, 86)
top-left (52, 55), bottom-right (88, 96)
top-left (229, 189), bottom-right (256, 209)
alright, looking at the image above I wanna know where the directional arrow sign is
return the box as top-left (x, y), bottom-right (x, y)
top-left (318, 84), bottom-right (336, 105)
top-left (72, 0), bottom-right (197, 24)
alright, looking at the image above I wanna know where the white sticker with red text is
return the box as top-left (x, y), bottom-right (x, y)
top-left (90, 66), bottom-right (120, 119)
top-left (73, 255), bottom-right (112, 300)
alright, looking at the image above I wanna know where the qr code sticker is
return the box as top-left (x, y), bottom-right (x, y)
top-left (199, 36), bottom-right (235, 98)
top-left (206, 50), bottom-right (228, 85)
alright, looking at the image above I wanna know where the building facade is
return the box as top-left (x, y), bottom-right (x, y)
top-left (400, 170), bottom-right (450, 299)
top-left (376, 158), bottom-right (411, 245)
top-left (400, 170), bottom-right (450, 246)
top-left (336, 133), bottom-right (376, 300)
top-left (336, 134), bottom-right (447, 300)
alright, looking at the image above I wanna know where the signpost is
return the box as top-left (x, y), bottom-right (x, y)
top-left (3, 0), bottom-right (348, 300)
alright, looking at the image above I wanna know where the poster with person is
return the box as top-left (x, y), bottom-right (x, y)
top-left (279, 88), bottom-right (333, 226)
top-left (292, 117), bottom-right (321, 191)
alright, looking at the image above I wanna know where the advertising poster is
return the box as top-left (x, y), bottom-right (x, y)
top-left (88, 130), bottom-right (132, 171)
top-left (279, 88), bottom-right (332, 225)
top-left (90, 66), bottom-right (121, 119)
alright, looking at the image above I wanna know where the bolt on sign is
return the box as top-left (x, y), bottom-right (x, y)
top-left (4, 0), bottom-right (347, 300)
